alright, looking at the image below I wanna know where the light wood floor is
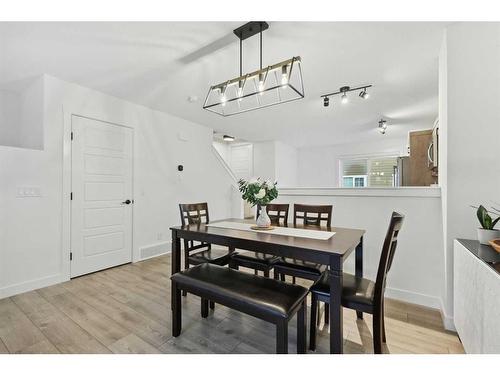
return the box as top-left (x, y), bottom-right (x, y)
top-left (0, 254), bottom-right (464, 354)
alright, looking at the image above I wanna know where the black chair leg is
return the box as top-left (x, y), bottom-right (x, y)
top-left (324, 303), bottom-right (329, 325)
top-left (273, 271), bottom-right (279, 280)
top-left (292, 276), bottom-right (296, 284)
top-left (201, 298), bottom-right (208, 318)
top-left (297, 300), bottom-right (307, 354)
top-left (280, 273), bottom-right (285, 282)
top-left (209, 301), bottom-right (215, 310)
top-left (254, 269), bottom-right (258, 275)
top-left (172, 282), bottom-right (182, 337)
top-left (276, 321), bottom-right (288, 354)
top-left (309, 294), bottom-right (318, 351)
top-left (263, 269), bottom-right (270, 278)
top-left (182, 253), bottom-right (189, 297)
top-left (373, 311), bottom-right (383, 354)
top-left (356, 311), bottom-right (363, 319)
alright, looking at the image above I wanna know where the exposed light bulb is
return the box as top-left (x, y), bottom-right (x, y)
top-left (281, 65), bottom-right (288, 86)
top-left (258, 73), bottom-right (265, 95)
top-left (341, 93), bottom-right (348, 104)
top-left (220, 86), bottom-right (227, 106)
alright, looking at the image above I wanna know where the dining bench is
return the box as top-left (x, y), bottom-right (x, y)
top-left (170, 263), bottom-right (308, 354)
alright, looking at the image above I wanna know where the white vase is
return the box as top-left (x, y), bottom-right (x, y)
top-left (477, 228), bottom-right (500, 245)
top-left (256, 205), bottom-right (271, 228)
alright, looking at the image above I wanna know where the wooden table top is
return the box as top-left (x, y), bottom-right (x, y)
top-left (171, 218), bottom-right (365, 261)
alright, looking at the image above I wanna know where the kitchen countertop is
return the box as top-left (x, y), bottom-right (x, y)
top-left (457, 239), bottom-right (500, 275)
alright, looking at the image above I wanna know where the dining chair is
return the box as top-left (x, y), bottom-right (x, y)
top-left (308, 211), bottom-right (405, 353)
top-left (179, 202), bottom-right (233, 303)
top-left (229, 203), bottom-right (290, 277)
top-left (273, 204), bottom-right (333, 283)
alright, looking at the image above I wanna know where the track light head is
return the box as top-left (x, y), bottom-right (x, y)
top-left (323, 97), bottom-right (329, 107)
top-left (340, 86), bottom-right (350, 104)
top-left (359, 88), bottom-right (369, 99)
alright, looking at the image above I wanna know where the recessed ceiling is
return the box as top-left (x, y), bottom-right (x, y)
top-left (0, 22), bottom-right (446, 148)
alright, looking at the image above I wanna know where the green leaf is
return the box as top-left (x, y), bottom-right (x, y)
top-left (492, 216), bottom-right (500, 229)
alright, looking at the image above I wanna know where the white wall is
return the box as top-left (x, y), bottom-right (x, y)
top-left (0, 76), bottom-right (44, 150)
top-left (297, 138), bottom-right (408, 187)
top-left (274, 141), bottom-right (298, 187)
top-left (252, 141), bottom-right (276, 182)
top-left (0, 74), bottom-right (236, 298)
top-left (439, 23), bottom-right (500, 328)
top-left (276, 188), bottom-right (445, 309)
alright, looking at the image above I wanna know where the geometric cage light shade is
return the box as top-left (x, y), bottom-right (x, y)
top-left (203, 56), bottom-right (304, 117)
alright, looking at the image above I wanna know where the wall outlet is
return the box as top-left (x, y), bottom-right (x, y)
top-left (17, 186), bottom-right (42, 197)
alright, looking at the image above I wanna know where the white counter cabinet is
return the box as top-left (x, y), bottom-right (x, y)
top-left (454, 239), bottom-right (500, 353)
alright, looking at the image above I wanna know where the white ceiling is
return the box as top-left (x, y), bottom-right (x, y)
top-left (0, 22), bottom-right (446, 148)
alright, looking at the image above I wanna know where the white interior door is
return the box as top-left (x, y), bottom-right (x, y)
top-left (230, 144), bottom-right (253, 180)
top-left (230, 144), bottom-right (254, 218)
top-left (71, 115), bottom-right (133, 277)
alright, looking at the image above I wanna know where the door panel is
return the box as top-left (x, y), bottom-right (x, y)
top-left (71, 115), bottom-right (133, 277)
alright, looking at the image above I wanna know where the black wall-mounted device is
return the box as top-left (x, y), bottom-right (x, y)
top-left (177, 165), bottom-right (183, 172)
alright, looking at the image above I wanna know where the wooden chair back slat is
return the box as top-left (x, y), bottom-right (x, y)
top-left (293, 204), bottom-right (333, 227)
top-left (179, 202), bottom-right (210, 226)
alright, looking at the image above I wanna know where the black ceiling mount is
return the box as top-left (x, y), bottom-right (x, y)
top-left (233, 21), bottom-right (269, 40)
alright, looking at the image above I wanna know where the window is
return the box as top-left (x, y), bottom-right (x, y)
top-left (342, 175), bottom-right (367, 187)
top-left (340, 156), bottom-right (397, 188)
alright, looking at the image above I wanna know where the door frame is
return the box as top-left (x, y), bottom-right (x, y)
top-left (62, 107), bottom-right (135, 280)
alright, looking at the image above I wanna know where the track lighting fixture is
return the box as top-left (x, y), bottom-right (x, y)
top-left (378, 119), bottom-right (387, 134)
top-left (323, 97), bottom-right (329, 107)
top-left (204, 22), bottom-right (304, 116)
top-left (321, 84), bottom-right (372, 108)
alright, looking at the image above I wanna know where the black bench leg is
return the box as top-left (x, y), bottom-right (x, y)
top-left (201, 298), bottom-right (208, 318)
top-left (309, 294), bottom-right (318, 351)
top-left (172, 282), bottom-right (182, 337)
top-left (263, 269), bottom-right (270, 278)
top-left (324, 302), bottom-right (329, 325)
top-left (276, 321), bottom-right (288, 354)
top-left (297, 300), bottom-right (307, 354)
top-left (209, 301), bottom-right (215, 310)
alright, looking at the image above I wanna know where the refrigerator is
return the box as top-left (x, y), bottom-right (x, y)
top-left (393, 156), bottom-right (410, 187)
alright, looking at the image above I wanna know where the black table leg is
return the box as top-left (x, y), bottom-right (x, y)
top-left (329, 255), bottom-right (343, 354)
top-left (171, 229), bottom-right (182, 337)
top-left (171, 230), bottom-right (181, 307)
top-left (355, 236), bottom-right (364, 320)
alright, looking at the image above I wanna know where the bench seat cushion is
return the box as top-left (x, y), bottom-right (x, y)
top-left (171, 263), bottom-right (308, 320)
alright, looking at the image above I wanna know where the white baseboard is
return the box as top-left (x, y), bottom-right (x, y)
top-left (440, 299), bottom-right (456, 332)
top-left (0, 274), bottom-right (66, 299)
top-left (137, 240), bottom-right (171, 262)
top-left (385, 286), bottom-right (442, 309)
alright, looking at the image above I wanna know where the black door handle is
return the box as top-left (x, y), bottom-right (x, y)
top-left (122, 199), bottom-right (132, 205)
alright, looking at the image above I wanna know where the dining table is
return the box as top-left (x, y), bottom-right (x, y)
top-left (170, 218), bottom-right (365, 354)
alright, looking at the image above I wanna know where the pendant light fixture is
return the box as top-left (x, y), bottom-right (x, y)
top-left (321, 84), bottom-right (372, 108)
top-left (203, 22), bottom-right (304, 116)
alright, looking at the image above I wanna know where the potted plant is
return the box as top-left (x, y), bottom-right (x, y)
top-left (238, 178), bottom-right (278, 228)
top-left (474, 205), bottom-right (500, 245)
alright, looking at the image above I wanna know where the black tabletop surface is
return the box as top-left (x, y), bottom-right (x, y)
top-left (457, 239), bottom-right (500, 274)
